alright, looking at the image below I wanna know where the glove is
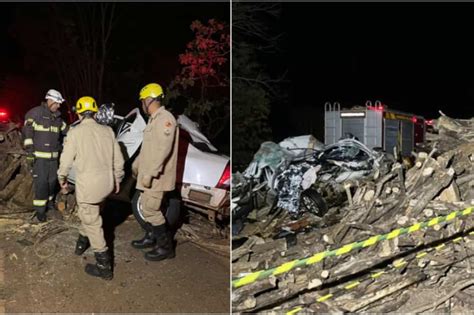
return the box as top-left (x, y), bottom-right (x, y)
top-left (142, 175), bottom-right (153, 189)
top-left (26, 155), bottom-right (35, 172)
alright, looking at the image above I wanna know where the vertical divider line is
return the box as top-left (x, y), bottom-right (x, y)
top-left (0, 249), bottom-right (5, 314)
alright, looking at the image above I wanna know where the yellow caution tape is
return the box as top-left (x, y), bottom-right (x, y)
top-left (286, 306), bottom-right (302, 315)
top-left (393, 260), bottom-right (407, 268)
top-left (317, 294), bottom-right (333, 302)
top-left (416, 252), bottom-right (427, 259)
top-left (344, 281), bottom-right (360, 290)
top-left (286, 229), bottom-right (473, 315)
top-left (371, 271), bottom-right (385, 279)
top-left (233, 207), bottom-right (474, 289)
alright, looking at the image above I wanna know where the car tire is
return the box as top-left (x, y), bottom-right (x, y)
top-left (300, 189), bottom-right (328, 217)
top-left (131, 190), bottom-right (181, 231)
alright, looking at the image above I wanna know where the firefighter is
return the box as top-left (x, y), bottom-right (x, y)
top-left (131, 83), bottom-right (179, 262)
top-left (57, 96), bottom-right (124, 280)
top-left (22, 89), bottom-right (68, 222)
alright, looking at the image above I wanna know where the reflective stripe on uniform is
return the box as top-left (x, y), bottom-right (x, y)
top-left (34, 151), bottom-right (59, 159)
top-left (61, 121), bottom-right (67, 131)
top-left (32, 122), bottom-right (50, 132)
top-left (48, 195), bottom-right (54, 201)
top-left (33, 199), bottom-right (47, 206)
top-left (25, 118), bottom-right (34, 126)
top-left (34, 124), bottom-right (61, 133)
top-left (32, 122), bottom-right (61, 133)
top-left (24, 138), bottom-right (33, 146)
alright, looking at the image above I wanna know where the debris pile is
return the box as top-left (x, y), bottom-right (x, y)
top-left (232, 113), bottom-right (474, 313)
top-left (0, 122), bottom-right (34, 214)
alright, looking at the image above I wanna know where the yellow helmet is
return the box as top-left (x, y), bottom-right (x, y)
top-left (139, 83), bottom-right (164, 100)
top-left (75, 96), bottom-right (98, 114)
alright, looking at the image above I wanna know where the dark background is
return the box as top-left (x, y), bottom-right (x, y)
top-left (271, 3), bottom-right (474, 142)
top-left (0, 2), bottom-right (229, 148)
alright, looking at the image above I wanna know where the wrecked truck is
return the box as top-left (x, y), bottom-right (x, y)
top-left (232, 135), bottom-right (390, 231)
top-left (61, 105), bottom-right (230, 228)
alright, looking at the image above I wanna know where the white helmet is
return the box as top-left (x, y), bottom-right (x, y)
top-left (45, 89), bottom-right (65, 104)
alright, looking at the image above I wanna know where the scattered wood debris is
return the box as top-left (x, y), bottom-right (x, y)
top-left (232, 112), bottom-right (474, 313)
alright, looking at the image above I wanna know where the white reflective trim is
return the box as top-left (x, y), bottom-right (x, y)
top-left (33, 200), bottom-right (47, 206)
top-left (34, 151), bottom-right (59, 159)
top-left (24, 138), bottom-right (33, 146)
top-left (340, 112), bottom-right (366, 118)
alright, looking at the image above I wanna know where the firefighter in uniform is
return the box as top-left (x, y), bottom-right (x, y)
top-left (57, 96), bottom-right (124, 280)
top-left (22, 89), bottom-right (68, 222)
top-left (131, 83), bottom-right (179, 262)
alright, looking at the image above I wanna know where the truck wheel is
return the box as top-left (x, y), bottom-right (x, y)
top-left (131, 190), bottom-right (181, 231)
top-left (300, 189), bottom-right (328, 217)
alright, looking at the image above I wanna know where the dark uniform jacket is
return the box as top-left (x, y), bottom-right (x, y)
top-left (22, 102), bottom-right (68, 159)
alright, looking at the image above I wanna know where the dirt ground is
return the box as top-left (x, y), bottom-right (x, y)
top-left (0, 202), bottom-right (230, 313)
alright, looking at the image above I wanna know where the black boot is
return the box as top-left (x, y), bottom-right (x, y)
top-left (85, 251), bottom-right (113, 280)
top-left (75, 234), bottom-right (90, 256)
top-left (131, 225), bottom-right (156, 249)
top-left (36, 211), bottom-right (47, 223)
top-left (144, 224), bottom-right (175, 262)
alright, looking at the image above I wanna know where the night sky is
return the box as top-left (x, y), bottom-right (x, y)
top-left (271, 3), bottom-right (474, 141)
top-left (3, 3), bottom-right (474, 146)
top-left (0, 3), bottom-right (229, 121)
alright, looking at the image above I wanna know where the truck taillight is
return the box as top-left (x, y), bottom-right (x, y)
top-left (216, 163), bottom-right (230, 190)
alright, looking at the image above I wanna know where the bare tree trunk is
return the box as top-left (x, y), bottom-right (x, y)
top-left (98, 3), bottom-right (115, 103)
top-left (46, 3), bottom-right (116, 112)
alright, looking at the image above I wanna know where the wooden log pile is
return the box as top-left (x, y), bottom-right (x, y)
top-left (0, 123), bottom-right (34, 214)
top-left (232, 113), bottom-right (474, 313)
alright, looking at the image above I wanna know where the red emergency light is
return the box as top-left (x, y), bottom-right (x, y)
top-left (0, 109), bottom-right (9, 121)
top-left (411, 116), bottom-right (417, 123)
top-left (367, 105), bottom-right (384, 111)
top-left (426, 119), bottom-right (433, 126)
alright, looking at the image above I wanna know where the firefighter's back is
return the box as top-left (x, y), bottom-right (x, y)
top-left (67, 118), bottom-right (117, 203)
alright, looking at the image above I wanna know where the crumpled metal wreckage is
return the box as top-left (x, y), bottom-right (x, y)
top-left (243, 141), bottom-right (293, 184)
top-left (239, 137), bottom-right (385, 218)
top-left (96, 103), bottom-right (116, 126)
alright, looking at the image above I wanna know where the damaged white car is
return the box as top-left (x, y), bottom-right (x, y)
top-left (233, 135), bottom-right (391, 228)
top-left (64, 105), bottom-right (230, 228)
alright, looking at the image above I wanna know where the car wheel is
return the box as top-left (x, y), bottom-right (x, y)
top-left (131, 190), bottom-right (181, 231)
top-left (300, 189), bottom-right (328, 217)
